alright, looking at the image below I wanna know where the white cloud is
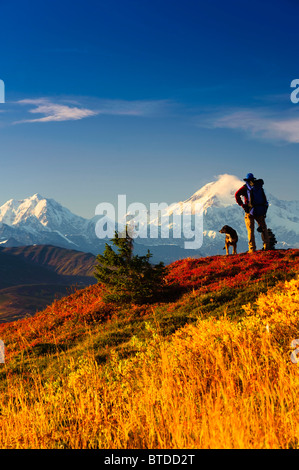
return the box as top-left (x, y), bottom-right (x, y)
top-left (15, 98), bottom-right (98, 123)
top-left (13, 97), bottom-right (173, 124)
top-left (200, 107), bottom-right (299, 144)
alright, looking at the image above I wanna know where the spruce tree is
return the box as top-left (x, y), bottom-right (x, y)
top-left (94, 227), bottom-right (165, 304)
top-left (267, 228), bottom-right (277, 250)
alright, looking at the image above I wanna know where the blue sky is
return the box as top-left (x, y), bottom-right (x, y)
top-left (0, 0), bottom-right (299, 218)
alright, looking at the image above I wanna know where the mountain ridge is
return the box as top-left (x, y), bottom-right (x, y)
top-left (0, 244), bottom-right (97, 322)
top-left (2, 244), bottom-right (96, 277)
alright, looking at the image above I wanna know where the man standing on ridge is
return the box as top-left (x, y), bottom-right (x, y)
top-left (235, 173), bottom-right (270, 253)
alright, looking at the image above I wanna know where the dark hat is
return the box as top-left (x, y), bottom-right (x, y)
top-left (243, 172), bottom-right (256, 182)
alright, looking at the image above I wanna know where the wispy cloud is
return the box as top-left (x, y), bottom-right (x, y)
top-left (201, 107), bottom-right (299, 144)
top-left (12, 97), bottom-right (173, 124)
top-left (15, 98), bottom-right (98, 123)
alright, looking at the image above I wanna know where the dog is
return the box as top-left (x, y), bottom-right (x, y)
top-left (219, 225), bottom-right (238, 255)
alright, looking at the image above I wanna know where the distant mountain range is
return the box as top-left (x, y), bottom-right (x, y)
top-left (0, 174), bottom-right (298, 263)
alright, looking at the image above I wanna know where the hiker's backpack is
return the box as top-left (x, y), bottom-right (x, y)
top-left (246, 179), bottom-right (269, 217)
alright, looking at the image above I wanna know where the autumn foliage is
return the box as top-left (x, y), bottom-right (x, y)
top-left (165, 248), bottom-right (299, 292)
top-left (0, 249), bottom-right (298, 448)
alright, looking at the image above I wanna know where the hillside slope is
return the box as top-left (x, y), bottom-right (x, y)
top-left (1, 248), bottom-right (298, 360)
top-left (0, 245), bottom-right (97, 322)
top-left (0, 248), bottom-right (298, 448)
top-left (0, 249), bottom-right (61, 289)
top-left (2, 244), bottom-right (96, 277)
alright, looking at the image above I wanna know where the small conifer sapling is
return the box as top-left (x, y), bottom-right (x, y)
top-left (94, 228), bottom-right (166, 304)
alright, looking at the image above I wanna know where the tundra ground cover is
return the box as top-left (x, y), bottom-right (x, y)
top-left (0, 249), bottom-right (298, 448)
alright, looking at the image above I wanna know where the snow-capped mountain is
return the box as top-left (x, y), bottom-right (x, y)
top-left (0, 193), bottom-right (105, 254)
top-left (0, 193), bottom-right (85, 236)
top-left (0, 175), bottom-right (298, 263)
top-left (154, 174), bottom-right (299, 255)
top-left (180, 173), bottom-right (243, 211)
top-left (131, 173), bottom-right (299, 256)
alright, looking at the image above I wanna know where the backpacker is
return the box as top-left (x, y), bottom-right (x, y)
top-left (246, 179), bottom-right (268, 217)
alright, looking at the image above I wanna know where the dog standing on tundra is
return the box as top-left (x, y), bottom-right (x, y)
top-left (219, 225), bottom-right (238, 255)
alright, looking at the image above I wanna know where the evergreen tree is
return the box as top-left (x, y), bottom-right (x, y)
top-left (94, 227), bottom-right (166, 304)
top-left (267, 228), bottom-right (277, 250)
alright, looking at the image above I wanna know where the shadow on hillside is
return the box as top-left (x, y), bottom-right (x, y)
top-left (30, 342), bottom-right (70, 356)
top-left (145, 284), bottom-right (186, 305)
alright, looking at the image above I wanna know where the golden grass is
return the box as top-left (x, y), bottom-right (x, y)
top-left (0, 278), bottom-right (298, 449)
